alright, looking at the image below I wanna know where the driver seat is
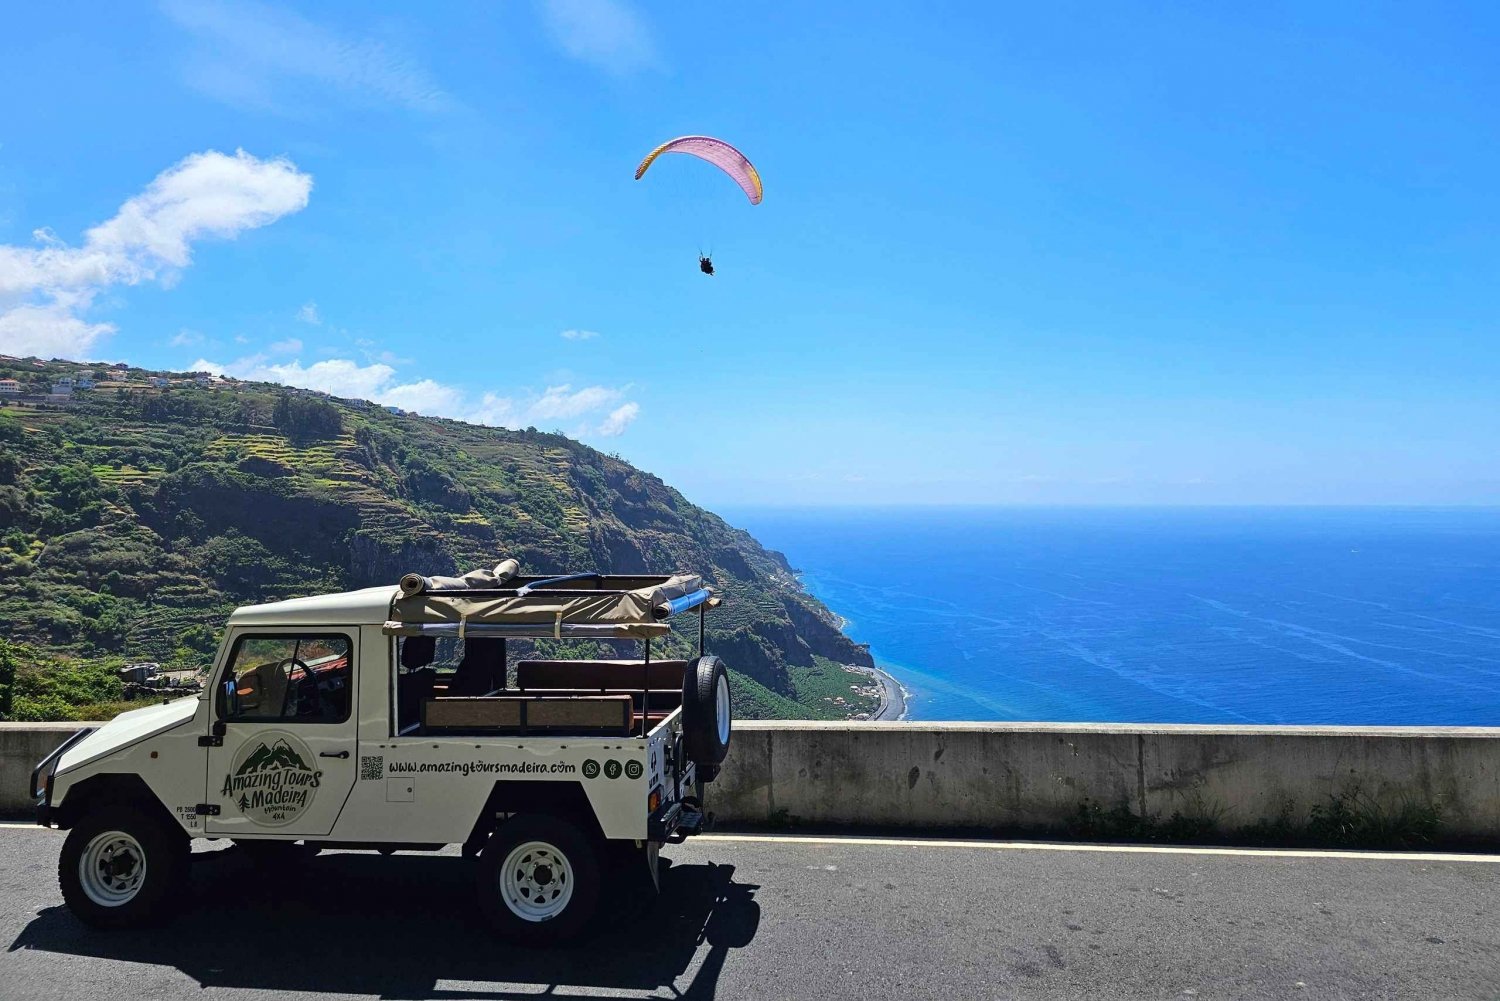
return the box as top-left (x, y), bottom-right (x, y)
top-left (242, 661), bottom-right (290, 716)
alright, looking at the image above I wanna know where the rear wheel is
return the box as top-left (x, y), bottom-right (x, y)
top-left (59, 805), bottom-right (188, 929)
top-left (682, 655), bottom-right (732, 769)
top-left (476, 814), bottom-right (600, 944)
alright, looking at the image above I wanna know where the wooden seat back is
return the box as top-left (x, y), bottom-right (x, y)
top-left (421, 694), bottom-right (633, 735)
top-left (516, 659), bottom-right (687, 692)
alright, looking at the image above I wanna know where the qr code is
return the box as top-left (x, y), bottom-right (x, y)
top-left (359, 755), bottom-right (384, 781)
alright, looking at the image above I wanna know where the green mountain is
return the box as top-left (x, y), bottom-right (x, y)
top-left (239, 739), bottom-right (313, 775)
top-left (0, 358), bottom-right (875, 721)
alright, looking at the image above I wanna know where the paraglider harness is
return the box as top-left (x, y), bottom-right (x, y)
top-left (699, 255), bottom-right (715, 276)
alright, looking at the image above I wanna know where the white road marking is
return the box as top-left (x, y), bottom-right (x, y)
top-left (696, 833), bottom-right (1500, 863)
top-left (4, 821), bottom-right (1495, 863)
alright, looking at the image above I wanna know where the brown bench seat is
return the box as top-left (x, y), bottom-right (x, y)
top-left (422, 694), bottom-right (633, 735)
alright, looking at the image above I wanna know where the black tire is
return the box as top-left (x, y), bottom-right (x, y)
top-left (59, 805), bottom-right (188, 929)
top-left (476, 814), bottom-right (600, 944)
top-left (682, 655), bottom-right (732, 766)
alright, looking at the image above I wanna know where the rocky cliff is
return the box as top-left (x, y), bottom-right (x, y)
top-left (0, 359), bottom-right (874, 719)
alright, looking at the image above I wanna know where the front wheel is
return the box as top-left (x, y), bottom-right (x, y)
top-left (59, 806), bottom-right (188, 929)
top-left (476, 815), bottom-right (600, 944)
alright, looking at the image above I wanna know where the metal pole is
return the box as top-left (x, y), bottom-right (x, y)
top-left (641, 637), bottom-right (651, 738)
top-left (698, 604), bottom-right (706, 657)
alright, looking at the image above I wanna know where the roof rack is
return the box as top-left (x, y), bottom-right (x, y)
top-left (382, 566), bottom-right (717, 640)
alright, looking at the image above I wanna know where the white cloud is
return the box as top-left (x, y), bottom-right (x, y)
top-left (0, 305), bottom-right (113, 360)
top-left (195, 352), bottom-right (639, 437)
top-left (162, 0), bottom-right (451, 113)
top-left (531, 383), bottom-right (623, 420)
top-left (269, 337), bottom-right (302, 355)
top-left (597, 402), bottom-right (639, 437)
top-left (169, 329), bottom-right (203, 347)
top-left (353, 336), bottom-right (409, 366)
top-left (466, 392), bottom-right (520, 427)
top-left (539, 0), bottom-right (658, 75)
top-left (560, 328), bottom-right (599, 340)
top-left (0, 149), bottom-right (311, 359)
top-left (296, 302), bottom-right (320, 325)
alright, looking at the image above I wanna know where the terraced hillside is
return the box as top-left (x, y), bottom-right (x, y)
top-left (0, 359), bottom-right (875, 720)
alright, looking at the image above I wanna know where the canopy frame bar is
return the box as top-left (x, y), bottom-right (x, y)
top-left (383, 621), bottom-right (669, 639)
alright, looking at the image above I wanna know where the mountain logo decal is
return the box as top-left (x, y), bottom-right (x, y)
top-left (221, 731), bottom-right (322, 827)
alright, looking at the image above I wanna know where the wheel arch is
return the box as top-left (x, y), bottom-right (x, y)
top-left (461, 780), bottom-right (606, 856)
top-left (53, 773), bottom-right (182, 834)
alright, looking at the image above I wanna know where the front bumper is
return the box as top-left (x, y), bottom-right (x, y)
top-left (31, 727), bottom-right (95, 827)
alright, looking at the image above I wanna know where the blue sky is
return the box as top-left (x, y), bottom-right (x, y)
top-left (1, 2), bottom-right (1497, 506)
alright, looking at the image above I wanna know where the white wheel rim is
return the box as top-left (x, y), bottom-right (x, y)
top-left (499, 840), bottom-right (575, 922)
top-left (79, 830), bottom-right (147, 907)
top-left (716, 673), bottom-right (731, 746)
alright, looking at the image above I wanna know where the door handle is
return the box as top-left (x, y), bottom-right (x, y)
top-left (320, 751), bottom-right (350, 759)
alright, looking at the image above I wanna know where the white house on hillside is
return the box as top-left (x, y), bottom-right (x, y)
top-left (0, 379), bottom-right (20, 395)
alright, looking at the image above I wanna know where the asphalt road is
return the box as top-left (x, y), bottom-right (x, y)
top-left (2, 824), bottom-right (1498, 1000)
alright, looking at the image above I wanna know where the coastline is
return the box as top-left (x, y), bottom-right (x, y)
top-left (848, 663), bottom-right (910, 721)
top-left (799, 570), bottom-right (910, 720)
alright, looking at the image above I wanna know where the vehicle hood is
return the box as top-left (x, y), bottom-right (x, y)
top-left (57, 696), bottom-right (201, 774)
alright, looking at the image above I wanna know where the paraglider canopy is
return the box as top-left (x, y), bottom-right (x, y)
top-left (635, 136), bottom-right (763, 205)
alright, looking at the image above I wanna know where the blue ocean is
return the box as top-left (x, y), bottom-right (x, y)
top-left (724, 507), bottom-right (1500, 725)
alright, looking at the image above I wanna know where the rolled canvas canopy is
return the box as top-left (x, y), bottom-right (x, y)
top-left (383, 567), bottom-right (712, 639)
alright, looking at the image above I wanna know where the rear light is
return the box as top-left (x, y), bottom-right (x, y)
top-left (648, 787), bottom-right (662, 814)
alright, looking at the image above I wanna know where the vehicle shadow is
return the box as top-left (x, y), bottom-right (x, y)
top-left (9, 847), bottom-right (760, 1000)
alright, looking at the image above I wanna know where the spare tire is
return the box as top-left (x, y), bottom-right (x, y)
top-left (682, 655), bottom-right (732, 766)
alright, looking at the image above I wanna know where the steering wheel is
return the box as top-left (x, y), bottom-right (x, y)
top-left (277, 658), bottom-right (325, 718)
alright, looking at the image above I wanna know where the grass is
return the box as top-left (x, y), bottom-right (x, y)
top-left (786, 656), bottom-right (881, 718)
top-left (0, 359), bottom-right (876, 722)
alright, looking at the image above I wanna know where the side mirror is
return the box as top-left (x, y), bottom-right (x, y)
top-left (221, 678), bottom-right (239, 719)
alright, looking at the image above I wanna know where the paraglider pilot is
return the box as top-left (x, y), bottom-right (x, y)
top-left (699, 255), bottom-right (715, 276)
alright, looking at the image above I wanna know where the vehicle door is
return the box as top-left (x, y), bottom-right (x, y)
top-left (204, 630), bottom-right (358, 837)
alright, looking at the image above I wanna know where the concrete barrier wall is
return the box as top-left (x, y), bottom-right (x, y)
top-left (8, 721), bottom-right (1500, 843)
top-left (712, 722), bottom-right (1500, 842)
top-left (0, 723), bottom-right (87, 816)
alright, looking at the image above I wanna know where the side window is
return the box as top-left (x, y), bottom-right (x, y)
top-left (220, 635), bottom-right (352, 724)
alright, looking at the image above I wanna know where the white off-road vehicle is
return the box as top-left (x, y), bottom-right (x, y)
top-left (32, 562), bottom-right (733, 942)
